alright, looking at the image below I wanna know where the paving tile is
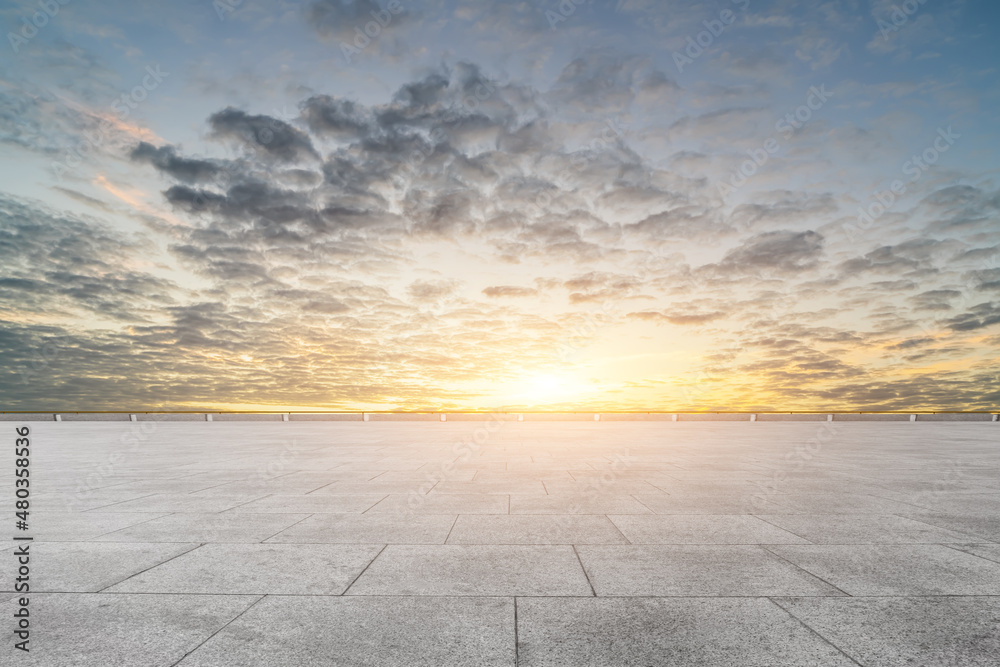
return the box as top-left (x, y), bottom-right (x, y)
top-left (8, 593), bottom-right (258, 667)
top-left (766, 544), bottom-right (1000, 595)
top-left (188, 480), bottom-right (334, 496)
top-left (510, 494), bottom-right (652, 514)
top-left (24, 512), bottom-right (171, 541)
top-left (1, 542), bottom-right (199, 592)
top-left (909, 493), bottom-right (1000, 515)
top-left (575, 545), bottom-right (844, 596)
top-left (266, 513), bottom-right (455, 543)
top-left (756, 513), bottom-right (982, 543)
top-left (763, 493), bottom-right (926, 514)
top-left (93, 512), bottom-right (310, 542)
top-left (366, 470), bottom-right (478, 482)
top-left (84, 493), bottom-right (267, 513)
top-left (632, 494), bottom-right (787, 514)
top-left (17, 420), bottom-right (1000, 664)
top-left (430, 481), bottom-right (547, 494)
top-left (774, 596), bottom-right (1000, 667)
top-left (517, 597), bottom-right (857, 666)
top-left (447, 515), bottom-right (628, 544)
top-left (307, 482), bottom-right (433, 495)
top-left (346, 545), bottom-right (593, 596)
top-left (106, 543), bottom-right (382, 594)
top-left (227, 494), bottom-right (386, 513)
top-left (899, 512), bottom-right (1000, 541)
top-left (368, 493), bottom-right (509, 514)
top-left (542, 480), bottom-right (669, 495)
top-left (98, 479), bottom-right (230, 495)
top-left (177, 596), bottom-right (515, 667)
top-left (30, 489), bottom-right (160, 512)
top-left (947, 543), bottom-right (1000, 564)
top-left (608, 515), bottom-right (809, 544)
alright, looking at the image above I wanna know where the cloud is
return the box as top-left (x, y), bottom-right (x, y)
top-left (208, 108), bottom-right (320, 162)
top-left (305, 0), bottom-right (411, 40)
top-left (711, 230), bottom-right (825, 275)
top-left (908, 289), bottom-right (961, 311)
top-left (942, 302), bottom-right (1000, 332)
top-left (482, 286), bottom-right (539, 298)
top-left (0, 194), bottom-right (179, 322)
top-left (627, 310), bottom-right (724, 325)
top-left (130, 142), bottom-right (220, 183)
top-left (407, 279), bottom-right (458, 301)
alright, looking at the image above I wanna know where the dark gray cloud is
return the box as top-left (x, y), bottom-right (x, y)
top-left (0, 195), bottom-right (179, 321)
top-left (908, 289), bottom-right (961, 311)
top-left (942, 302), bottom-right (1000, 332)
top-left (209, 108), bottom-right (320, 162)
top-left (711, 230), bottom-right (825, 275)
top-left (130, 142), bottom-right (220, 183)
top-left (301, 95), bottom-right (373, 139)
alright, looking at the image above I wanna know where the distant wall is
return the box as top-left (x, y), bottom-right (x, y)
top-left (1, 412), bottom-right (996, 422)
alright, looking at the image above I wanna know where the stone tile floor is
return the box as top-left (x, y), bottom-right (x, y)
top-left (3, 420), bottom-right (1000, 665)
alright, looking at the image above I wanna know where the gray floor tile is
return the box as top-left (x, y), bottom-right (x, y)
top-left (447, 515), bottom-right (629, 544)
top-left (774, 596), bottom-right (1000, 666)
top-left (575, 545), bottom-right (845, 596)
top-left (17, 420), bottom-right (1000, 665)
top-left (608, 515), bottom-right (809, 544)
top-left (430, 481), bottom-right (547, 494)
top-left (510, 494), bottom-right (652, 514)
top-left (368, 493), bottom-right (509, 514)
top-left (542, 480), bottom-right (669, 495)
top-left (762, 493), bottom-right (927, 514)
top-left (1, 542), bottom-right (198, 592)
top-left (900, 512), bottom-right (1000, 541)
top-left (756, 513), bottom-right (982, 543)
top-left (84, 494), bottom-right (268, 513)
top-left (176, 596), bottom-right (515, 667)
top-left (8, 593), bottom-right (258, 667)
top-left (93, 512), bottom-right (310, 542)
top-left (346, 545), bottom-right (593, 596)
top-left (25, 512), bottom-right (171, 541)
top-left (266, 513), bottom-right (455, 543)
top-left (947, 543), bottom-right (1000, 564)
top-left (632, 494), bottom-right (786, 514)
top-left (518, 597), bottom-right (857, 666)
top-left (767, 544), bottom-right (1000, 595)
top-left (227, 494), bottom-right (386, 513)
top-left (106, 543), bottom-right (382, 594)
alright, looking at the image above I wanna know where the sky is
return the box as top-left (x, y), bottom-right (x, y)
top-left (0, 0), bottom-right (998, 412)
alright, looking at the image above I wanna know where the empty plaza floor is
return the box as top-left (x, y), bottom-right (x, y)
top-left (4, 419), bottom-right (1000, 666)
